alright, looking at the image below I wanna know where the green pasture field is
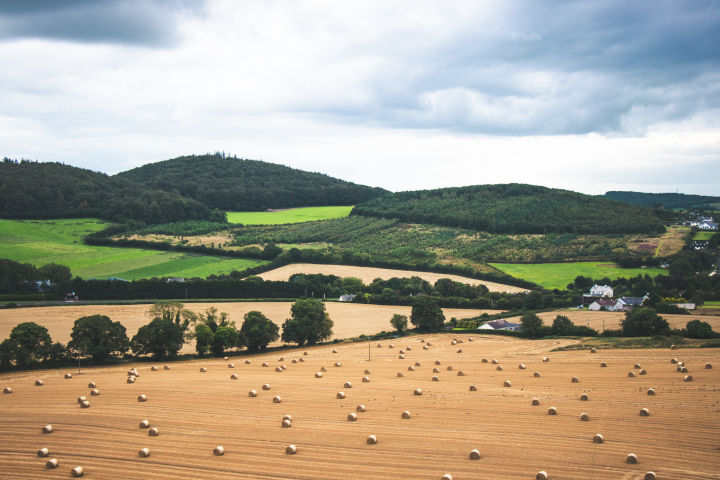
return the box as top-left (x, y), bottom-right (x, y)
top-left (0, 218), bottom-right (265, 280)
top-left (489, 261), bottom-right (668, 290)
top-left (693, 231), bottom-right (715, 241)
top-left (700, 301), bottom-right (720, 309)
top-left (226, 206), bottom-right (353, 225)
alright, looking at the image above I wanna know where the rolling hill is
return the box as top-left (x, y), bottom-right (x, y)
top-left (352, 184), bottom-right (666, 234)
top-left (116, 153), bottom-right (388, 211)
top-left (604, 190), bottom-right (720, 210)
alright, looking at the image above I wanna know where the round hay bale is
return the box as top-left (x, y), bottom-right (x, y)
top-left (249, 389), bottom-right (258, 397)
top-left (634, 363), bottom-right (642, 369)
top-left (680, 366), bottom-right (688, 373)
top-left (282, 414), bottom-right (292, 421)
top-left (626, 453), bottom-right (638, 464)
top-left (518, 364), bottom-right (526, 370)
top-left (332, 348), bottom-right (338, 353)
top-left (262, 384), bottom-right (271, 390)
top-left (389, 344), bottom-right (394, 349)
top-left (684, 374), bottom-right (693, 382)
top-left (580, 413), bottom-right (589, 421)
top-left (139, 420), bottom-right (150, 428)
top-left (671, 358), bottom-right (678, 364)
top-left (491, 359), bottom-right (498, 364)
top-left (292, 358), bottom-right (298, 364)
top-left (151, 366), bottom-right (158, 371)
top-left (77, 396), bottom-right (87, 404)
top-left (281, 365), bottom-right (287, 371)
top-left (645, 472), bottom-right (656, 480)
top-left (496, 365), bottom-right (503, 371)
top-left (451, 340), bottom-right (457, 345)
top-left (362, 376), bottom-right (370, 383)
top-left (336, 392), bottom-right (345, 399)
top-left (593, 433), bottom-right (604, 443)
top-left (262, 362), bottom-right (269, 367)
top-left (3, 387), bottom-right (11, 394)
top-left (468, 337), bottom-right (473, 342)
top-left (399, 349), bottom-right (405, 354)
top-left (35, 380), bottom-right (43, 386)
top-left (163, 365), bottom-right (170, 370)
top-left (366, 435), bottom-right (377, 445)
top-left (456, 349), bottom-right (462, 354)
top-left (402, 411), bottom-right (411, 419)
top-left (469, 449), bottom-right (481, 460)
top-left (600, 362), bottom-right (607, 367)
top-left (590, 347), bottom-right (597, 353)
top-left (423, 345), bottom-right (429, 350)
top-left (273, 395), bottom-right (282, 403)
top-left (647, 388), bottom-right (655, 395)
top-left (414, 361), bottom-right (421, 367)
top-left (46, 458), bottom-right (58, 469)
top-left (705, 363), bottom-right (712, 369)
top-left (640, 408), bottom-right (650, 416)
top-left (357, 404), bottom-right (366, 412)
top-left (42, 424), bottom-right (53, 434)
top-left (224, 356), bottom-right (229, 361)
top-left (275, 367), bottom-right (283, 372)
top-left (532, 398), bottom-right (540, 406)
top-left (571, 376), bottom-right (579, 383)
top-left (335, 361), bottom-right (342, 367)
top-left (245, 359), bottom-right (251, 364)
top-left (482, 358), bottom-right (488, 363)
top-left (229, 363), bottom-right (235, 369)
top-left (344, 381), bottom-right (353, 388)
top-left (285, 444), bottom-right (297, 455)
top-left (536, 471), bottom-right (548, 480)
top-left (533, 371), bottom-right (541, 377)
top-left (414, 388), bottom-right (423, 396)
top-left (282, 419), bottom-right (292, 428)
top-left (628, 371), bottom-right (636, 377)
top-left (446, 365), bottom-right (453, 371)
top-left (457, 371), bottom-right (465, 376)
top-left (148, 427), bottom-right (159, 436)
top-left (503, 380), bottom-right (512, 387)
top-left (37, 447), bottom-right (49, 457)
top-left (303, 351), bottom-right (309, 356)
top-left (315, 372), bottom-right (323, 378)
top-left (433, 367), bottom-right (440, 373)
top-left (200, 367), bottom-right (207, 372)
top-left (398, 354), bottom-right (405, 360)
top-left (639, 369), bottom-right (647, 375)
top-left (71, 466), bottom-right (84, 477)
top-left (542, 356), bottom-right (549, 362)
top-left (138, 447), bottom-right (150, 458)
top-left (127, 376), bottom-right (136, 384)
top-left (347, 413), bottom-right (357, 421)
top-left (435, 360), bottom-right (441, 365)
top-left (408, 365), bottom-right (415, 371)
top-left (321, 366), bottom-right (328, 372)
top-left (548, 407), bottom-right (557, 415)
top-left (677, 361), bottom-right (684, 367)
top-left (64, 373), bottom-right (72, 379)
top-left (80, 400), bottom-right (90, 409)
top-left (277, 357), bottom-right (284, 362)
top-left (580, 393), bottom-right (589, 401)
top-left (469, 384), bottom-right (477, 391)
top-left (397, 372), bottom-right (404, 377)
top-left (138, 394), bottom-right (147, 402)
top-left (442, 474), bottom-right (453, 480)
top-left (299, 357), bottom-right (305, 363)
top-left (670, 344), bottom-right (677, 350)
top-left (213, 446), bottom-right (225, 456)
top-left (364, 369), bottom-right (371, 375)
top-left (432, 376), bottom-right (439, 382)
top-left (231, 374), bottom-right (239, 380)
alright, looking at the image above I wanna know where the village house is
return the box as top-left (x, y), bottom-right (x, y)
top-left (588, 298), bottom-right (622, 311)
top-left (477, 318), bottom-right (522, 331)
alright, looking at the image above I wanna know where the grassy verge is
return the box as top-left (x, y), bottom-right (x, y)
top-left (226, 206), bottom-right (353, 225)
top-left (553, 336), bottom-right (720, 350)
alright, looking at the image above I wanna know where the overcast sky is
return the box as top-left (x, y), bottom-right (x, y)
top-left (1, 0), bottom-right (719, 195)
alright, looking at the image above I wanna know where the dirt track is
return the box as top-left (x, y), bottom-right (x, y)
top-left (0, 303), bottom-right (494, 352)
top-left (1, 335), bottom-right (718, 479)
top-left (256, 264), bottom-right (528, 293)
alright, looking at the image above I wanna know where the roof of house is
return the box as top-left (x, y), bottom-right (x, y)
top-left (619, 296), bottom-right (644, 305)
top-left (592, 298), bottom-right (618, 307)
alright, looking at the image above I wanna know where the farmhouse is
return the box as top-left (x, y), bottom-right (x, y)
top-left (617, 295), bottom-right (647, 311)
top-left (478, 319), bottom-right (522, 331)
top-left (589, 284), bottom-right (614, 297)
top-left (588, 298), bottom-right (622, 311)
top-left (698, 221), bottom-right (718, 230)
top-left (338, 294), bottom-right (356, 302)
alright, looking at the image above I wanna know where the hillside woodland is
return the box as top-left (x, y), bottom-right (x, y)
top-left (353, 184), bottom-right (666, 234)
top-left (0, 159), bottom-right (223, 224)
top-left (604, 191), bottom-right (720, 210)
top-left (116, 153), bottom-right (387, 211)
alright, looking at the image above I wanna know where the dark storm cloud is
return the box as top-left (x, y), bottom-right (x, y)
top-left (0, 0), bottom-right (203, 46)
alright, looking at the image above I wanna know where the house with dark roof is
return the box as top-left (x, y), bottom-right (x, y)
top-left (477, 318), bottom-right (522, 331)
top-left (617, 296), bottom-right (647, 311)
top-left (588, 298), bottom-right (622, 311)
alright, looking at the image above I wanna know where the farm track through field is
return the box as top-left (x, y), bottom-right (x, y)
top-left (1, 335), bottom-right (718, 479)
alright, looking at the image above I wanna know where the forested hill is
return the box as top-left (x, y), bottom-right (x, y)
top-left (115, 154), bottom-right (388, 211)
top-left (352, 184), bottom-right (666, 234)
top-left (0, 159), bottom-right (222, 223)
top-left (604, 191), bottom-right (720, 210)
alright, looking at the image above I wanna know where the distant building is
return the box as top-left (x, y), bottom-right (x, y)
top-left (699, 221), bottom-right (718, 230)
top-left (673, 303), bottom-right (696, 310)
top-left (588, 298), bottom-right (622, 311)
top-left (477, 319), bottom-right (522, 331)
top-left (166, 277), bottom-right (185, 283)
top-left (338, 294), bottom-right (356, 302)
top-left (64, 292), bottom-right (79, 302)
top-left (617, 295), bottom-right (647, 311)
top-left (589, 285), bottom-right (614, 297)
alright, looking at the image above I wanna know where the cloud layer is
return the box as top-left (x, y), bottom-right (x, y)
top-left (0, 0), bottom-right (718, 194)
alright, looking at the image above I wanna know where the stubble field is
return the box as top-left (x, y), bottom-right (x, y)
top-left (1, 335), bottom-right (718, 479)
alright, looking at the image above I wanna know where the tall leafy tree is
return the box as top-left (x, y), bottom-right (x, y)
top-left (621, 308), bottom-right (670, 336)
top-left (520, 313), bottom-right (544, 338)
top-left (68, 315), bottom-right (129, 363)
top-left (147, 302), bottom-right (197, 342)
top-left (410, 296), bottom-right (445, 332)
top-left (281, 299), bottom-right (333, 346)
top-left (241, 311), bottom-right (279, 351)
top-left (131, 318), bottom-right (184, 358)
top-left (390, 313), bottom-right (408, 333)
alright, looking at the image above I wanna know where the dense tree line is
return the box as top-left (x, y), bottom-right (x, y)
top-left (352, 184), bottom-right (666, 234)
top-left (0, 159), bottom-right (224, 224)
top-left (115, 153), bottom-right (387, 211)
top-left (604, 191), bottom-right (720, 210)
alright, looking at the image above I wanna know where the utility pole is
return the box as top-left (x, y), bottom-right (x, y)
top-left (368, 338), bottom-right (371, 361)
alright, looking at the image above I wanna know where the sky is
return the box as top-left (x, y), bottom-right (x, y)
top-left (1, 0), bottom-right (719, 195)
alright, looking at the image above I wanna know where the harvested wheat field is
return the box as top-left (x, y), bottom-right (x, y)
top-left (2, 335), bottom-right (719, 479)
top-left (256, 263), bottom-right (528, 293)
top-left (0, 303), bottom-right (493, 353)
top-left (508, 310), bottom-right (720, 332)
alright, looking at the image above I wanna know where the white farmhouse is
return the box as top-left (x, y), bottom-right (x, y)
top-left (589, 284), bottom-right (614, 298)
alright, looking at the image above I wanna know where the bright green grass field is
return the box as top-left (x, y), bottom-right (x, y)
top-left (693, 231), bottom-right (715, 241)
top-left (490, 261), bottom-right (668, 290)
top-left (0, 218), bottom-right (265, 280)
top-left (226, 206), bottom-right (353, 225)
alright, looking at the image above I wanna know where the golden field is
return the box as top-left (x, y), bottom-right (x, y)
top-left (1, 335), bottom-right (718, 479)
